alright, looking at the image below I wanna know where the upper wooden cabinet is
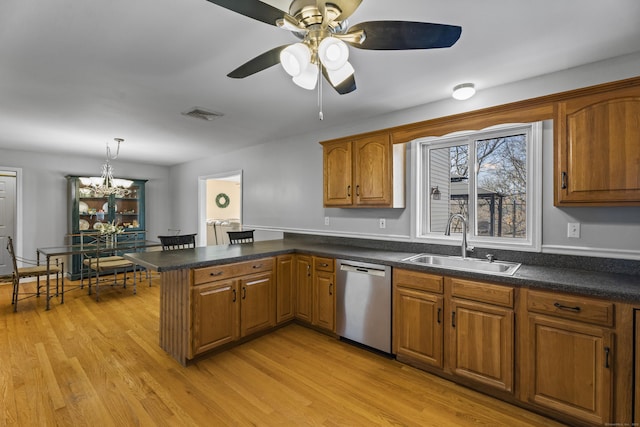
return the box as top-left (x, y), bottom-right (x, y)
top-left (555, 85), bottom-right (640, 206)
top-left (321, 132), bottom-right (405, 208)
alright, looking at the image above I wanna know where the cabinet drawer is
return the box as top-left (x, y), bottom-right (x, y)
top-left (193, 257), bottom-right (274, 285)
top-left (527, 290), bottom-right (614, 327)
top-left (450, 278), bottom-right (514, 308)
top-left (393, 268), bottom-right (443, 294)
top-left (314, 257), bottom-right (334, 272)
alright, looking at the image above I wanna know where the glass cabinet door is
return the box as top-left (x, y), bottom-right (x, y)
top-left (70, 176), bottom-right (146, 233)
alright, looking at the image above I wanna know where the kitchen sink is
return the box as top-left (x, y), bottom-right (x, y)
top-left (403, 254), bottom-right (521, 276)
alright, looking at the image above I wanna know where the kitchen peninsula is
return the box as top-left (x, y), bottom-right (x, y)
top-left (124, 237), bottom-right (640, 426)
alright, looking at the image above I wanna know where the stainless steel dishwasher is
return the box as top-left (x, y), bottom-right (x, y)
top-left (336, 259), bottom-right (392, 353)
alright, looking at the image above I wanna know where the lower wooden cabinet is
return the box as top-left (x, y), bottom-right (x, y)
top-left (190, 258), bottom-right (275, 358)
top-left (192, 279), bottom-right (239, 355)
top-left (448, 278), bottom-right (515, 393)
top-left (312, 256), bottom-right (335, 332)
top-left (522, 290), bottom-right (614, 425)
top-left (393, 269), bottom-right (444, 368)
top-left (295, 255), bottom-right (313, 323)
top-left (276, 255), bottom-right (295, 324)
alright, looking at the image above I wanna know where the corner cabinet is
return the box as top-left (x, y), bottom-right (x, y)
top-left (67, 176), bottom-right (147, 279)
top-left (321, 132), bottom-right (405, 208)
top-left (554, 84), bottom-right (640, 206)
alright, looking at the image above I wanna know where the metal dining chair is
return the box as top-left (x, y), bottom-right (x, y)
top-left (6, 236), bottom-right (63, 311)
top-left (157, 233), bottom-right (197, 250)
top-left (227, 230), bottom-right (254, 244)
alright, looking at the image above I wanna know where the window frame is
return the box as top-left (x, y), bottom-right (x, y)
top-left (412, 122), bottom-right (543, 252)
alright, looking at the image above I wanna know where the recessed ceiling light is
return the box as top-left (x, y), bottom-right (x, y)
top-left (452, 83), bottom-right (476, 100)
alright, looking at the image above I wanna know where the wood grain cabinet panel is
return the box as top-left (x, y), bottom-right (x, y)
top-left (393, 285), bottom-right (444, 368)
top-left (449, 298), bottom-right (514, 393)
top-left (191, 280), bottom-right (239, 357)
top-left (295, 255), bottom-right (313, 323)
top-left (555, 85), bottom-right (640, 206)
top-left (321, 132), bottom-right (399, 208)
top-left (524, 313), bottom-right (613, 425)
top-left (312, 257), bottom-right (335, 332)
top-left (240, 271), bottom-right (276, 337)
top-left (276, 255), bottom-right (295, 324)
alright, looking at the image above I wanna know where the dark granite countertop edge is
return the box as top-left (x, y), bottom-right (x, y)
top-left (123, 240), bottom-right (640, 304)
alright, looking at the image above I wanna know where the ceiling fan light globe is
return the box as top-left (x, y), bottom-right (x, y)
top-left (280, 43), bottom-right (311, 77)
top-left (318, 38), bottom-right (349, 70)
top-left (292, 64), bottom-right (318, 90)
top-left (327, 61), bottom-right (355, 86)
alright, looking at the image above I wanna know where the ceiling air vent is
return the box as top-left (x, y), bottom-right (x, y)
top-left (181, 107), bottom-right (224, 121)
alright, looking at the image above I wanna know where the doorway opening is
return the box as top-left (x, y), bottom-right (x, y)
top-left (0, 169), bottom-right (19, 276)
top-left (197, 171), bottom-right (242, 246)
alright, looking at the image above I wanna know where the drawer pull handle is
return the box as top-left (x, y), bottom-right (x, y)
top-left (242, 286), bottom-right (247, 299)
top-left (561, 172), bottom-right (568, 189)
top-left (604, 347), bottom-right (610, 369)
top-left (320, 263), bottom-right (329, 267)
top-left (232, 289), bottom-right (236, 302)
top-left (329, 283), bottom-right (333, 295)
top-left (437, 308), bottom-right (441, 324)
top-left (347, 185), bottom-right (351, 197)
top-left (210, 271), bottom-right (223, 277)
top-left (451, 311), bottom-right (456, 328)
top-left (553, 302), bottom-right (581, 312)
top-left (252, 264), bottom-right (262, 269)
top-left (356, 185), bottom-right (360, 196)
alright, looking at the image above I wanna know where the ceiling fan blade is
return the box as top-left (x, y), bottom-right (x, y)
top-left (322, 68), bottom-right (357, 95)
top-left (346, 21), bottom-right (462, 50)
top-left (227, 45), bottom-right (289, 78)
top-left (204, 0), bottom-right (284, 26)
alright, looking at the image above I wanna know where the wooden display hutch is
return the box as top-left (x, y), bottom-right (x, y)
top-left (67, 175), bottom-right (147, 279)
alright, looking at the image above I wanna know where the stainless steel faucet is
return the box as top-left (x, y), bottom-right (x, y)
top-left (444, 213), bottom-right (474, 258)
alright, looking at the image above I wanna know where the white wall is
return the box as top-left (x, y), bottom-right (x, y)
top-left (0, 147), bottom-right (171, 259)
top-left (170, 52), bottom-right (640, 259)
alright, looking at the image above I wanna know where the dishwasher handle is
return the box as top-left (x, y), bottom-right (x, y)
top-left (339, 263), bottom-right (387, 277)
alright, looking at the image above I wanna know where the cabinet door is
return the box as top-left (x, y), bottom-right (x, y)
top-left (353, 134), bottom-right (392, 206)
top-left (192, 280), bottom-right (239, 356)
top-left (525, 313), bottom-right (612, 425)
top-left (323, 140), bottom-right (353, 206)
top-left (295, 255), bottom-right (313, 323)
top-left (393, 286), bottom-right (444, 368)
top-left (555, 86), bottom-right (640, 206)
top-left (313, 271), bottom-right (335, 332)
top-left (276, 255), bottom-right (295, 324)
top-left (449, 299), bottom-right (514, 393)
top-left (240, 271), bottom-right (276, 337)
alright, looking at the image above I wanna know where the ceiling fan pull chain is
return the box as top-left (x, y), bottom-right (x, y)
top-left (318, 64), bottom-right (324, 120)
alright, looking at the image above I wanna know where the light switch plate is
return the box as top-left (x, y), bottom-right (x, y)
top-left (567, 222), bottom-right (580, 238)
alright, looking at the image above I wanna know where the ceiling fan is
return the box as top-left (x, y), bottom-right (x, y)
top-left (205, 0), bottom-right (462, 95)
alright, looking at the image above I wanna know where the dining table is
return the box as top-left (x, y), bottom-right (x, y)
top-left (37, 232), bottom-right (161, 310)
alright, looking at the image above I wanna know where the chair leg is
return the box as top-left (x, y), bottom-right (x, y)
top-left (12, 276), bottom-right (18, 312)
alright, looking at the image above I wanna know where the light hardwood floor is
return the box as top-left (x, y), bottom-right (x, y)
top-left (0, 276), bottom-right (565, 426)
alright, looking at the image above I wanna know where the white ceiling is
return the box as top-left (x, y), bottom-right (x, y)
top-left (1, 0), bottom-right (639, 166)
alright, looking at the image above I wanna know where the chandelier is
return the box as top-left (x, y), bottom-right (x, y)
top-left (83, 138), bottom-right (133, 197)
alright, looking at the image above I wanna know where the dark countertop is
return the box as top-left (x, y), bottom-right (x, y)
top-left (123, 239), bottom-right (640, 304)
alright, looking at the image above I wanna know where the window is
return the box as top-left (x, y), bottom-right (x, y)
top-left (414, 122), bottom-right (542, 251)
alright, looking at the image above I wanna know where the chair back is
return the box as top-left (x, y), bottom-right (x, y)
top-left (227, 230), bottom-right (254, 245)
top-left (158, 234), bottom-right (196, 250)
top-left (5, 236), bottom-right (19, 275)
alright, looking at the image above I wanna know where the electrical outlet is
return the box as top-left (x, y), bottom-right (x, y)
top-left (324, 216), bottom-right (330, 226)
top-left (379, 218), bottom-right (386, 229)
top-left (567, 222), bottom-right (580, 238)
